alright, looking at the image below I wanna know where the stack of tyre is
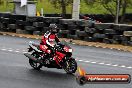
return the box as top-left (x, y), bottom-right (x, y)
top-left (58, 19), bottom-right (95, 39)
top-left (22, 17), bottom-right (61, 35)
top-left (0, 13), bottom-right (62, 36)
top-left (0, 13), bottom-right (11, 32)
top-left (95, 23), bottom-right (132, 46)
top-left (59, 19), bottom-right (77, 39)
top-left (23, 16), bottom-right (45, 35)
top-left (75, 20), bottom-right (94, 40)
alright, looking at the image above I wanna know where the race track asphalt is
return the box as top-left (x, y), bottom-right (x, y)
top-left (0, 35), bottom-right (131, 88)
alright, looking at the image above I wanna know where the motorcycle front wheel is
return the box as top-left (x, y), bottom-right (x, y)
top-left (63, 58), bottom-right (77, 74)
top-left (29, 59), bottom-right (42, 70)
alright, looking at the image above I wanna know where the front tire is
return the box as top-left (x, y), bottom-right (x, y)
top-left (63, 58), bottom-right (77, 74)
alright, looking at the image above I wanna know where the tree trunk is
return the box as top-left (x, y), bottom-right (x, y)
top-left (61, 0), bottom-right (66, 18)
top-left (120, 0), bottom-right (127, 23)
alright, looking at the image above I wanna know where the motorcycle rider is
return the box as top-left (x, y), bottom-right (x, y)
top-left (40, 24), bottom-right (60, 61)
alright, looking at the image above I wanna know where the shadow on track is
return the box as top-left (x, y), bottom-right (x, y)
top-left (27, 69), bottom-right (76, 81)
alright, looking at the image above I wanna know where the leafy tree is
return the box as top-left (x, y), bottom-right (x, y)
top-left (0, 0), bottom-right (4, 5)
top-left (84, 0), bottom-right (132, 23)
top-left (49, 0), bottom-right (73, 17)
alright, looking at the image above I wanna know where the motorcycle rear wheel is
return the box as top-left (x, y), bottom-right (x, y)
top-left (63, 58), bottom-right (77, 74)
top-left (29, 59), bottom-right (42, 70)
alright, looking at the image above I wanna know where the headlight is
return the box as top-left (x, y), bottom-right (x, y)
top-left (69, 49), bottom-right (72, 52)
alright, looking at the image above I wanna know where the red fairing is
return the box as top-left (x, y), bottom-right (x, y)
top-left (53, 51), bottom-right (65, 65)
top-left (40, 44), bottom-right (52, 54)
top-left (41, 36), bottom-right (46, 45)
top-left (56, 51), bottom-right (65, 61)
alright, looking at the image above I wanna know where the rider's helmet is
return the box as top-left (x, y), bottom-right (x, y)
top-left (49, 24), bottom-right (59, 34)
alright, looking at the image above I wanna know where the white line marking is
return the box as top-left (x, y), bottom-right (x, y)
top-left (1, 49), bottom-right (6, 51)
top-left (127, 67), bottom-right (132, 69)
top-left (99, 63), bottom-right (105, 65)
top-left (78, 60), bottom-right (83, 62)
top-left (84, 61), bottom-right (90, 63)
top-left (91, 62), bottom-right (97, 64)
top-left (1, 47), bottom-right (131, 70)
top-left (120, 65), bottom-right (126, 68)
top-left (8, 50), bottom-right (13, 52)
top-left (105, 64), bottom-right (111, 66)
top-left (112, 64), bottom-right (118, 67)
top-left (15, 51), bottom-right (20, 52)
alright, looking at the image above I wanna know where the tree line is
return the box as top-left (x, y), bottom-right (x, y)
top-left (0, 0), bottom-right (132, 23)
top-left (47, 0), bottom-right (132, 23)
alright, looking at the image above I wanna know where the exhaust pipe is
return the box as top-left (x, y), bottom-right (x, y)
top-left (24, 53), bottom-right (38, 63)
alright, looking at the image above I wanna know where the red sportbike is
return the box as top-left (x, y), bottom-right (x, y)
top-left (24, 41), bottom-right (77, 74)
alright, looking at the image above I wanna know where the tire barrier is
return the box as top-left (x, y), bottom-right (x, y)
top-left (0, 13), bottom-right (132, 46)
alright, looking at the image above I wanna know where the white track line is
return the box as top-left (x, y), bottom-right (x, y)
top-left (84, 61), bottom-right (90, 63)
top-left (8, 50), bottom-right (13, 52)
top-left (120, 65), bottom-right (126, 68)
top-left (127, 67), bottom-right (132, 69)
top-left (105, 63), bottom-right (111, 66)
top-left (98, 63), bottom-right (105, 65)
top-left (78, 60), bottom-right (83, 62)
top-left (15, 51), bottom-right (20, 52)
top-left (0, 47), bottom-right (132, 70)
top-left (91, 62), bottom-right (97, 64)
top-left (112, 64), bottom-right (118, 67)
top-left (1, 49), bottom-right (6, 51)
top-left (78, 60), bottom-right (132, 69)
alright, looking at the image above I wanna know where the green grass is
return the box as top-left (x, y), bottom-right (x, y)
top-left (0, 0), bottom-right (14, 12)
top-left (0, 0), bottom-right (132, 14)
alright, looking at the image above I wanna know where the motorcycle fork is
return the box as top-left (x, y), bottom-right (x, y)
top-left (28, 47), bottom-right (33, 52)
